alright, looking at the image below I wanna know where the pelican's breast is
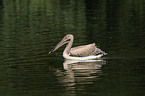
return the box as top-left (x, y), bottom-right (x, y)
top-left (70, 43), bottom-right (98, 56)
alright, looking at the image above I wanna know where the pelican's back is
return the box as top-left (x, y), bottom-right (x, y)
top-left (70, 43), bottom-right (100, 57)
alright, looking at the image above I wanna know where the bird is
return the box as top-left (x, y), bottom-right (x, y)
top-left (49, 34), bottom-right (107, 60)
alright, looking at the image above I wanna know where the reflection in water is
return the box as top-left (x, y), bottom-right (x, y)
top-left (63, 59), bottom-right (105, 84)
top-left (54, 59), bottom-right (106, 95)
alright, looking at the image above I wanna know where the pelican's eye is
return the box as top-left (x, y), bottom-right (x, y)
top-left (64, 36), bottom-right (70, 40)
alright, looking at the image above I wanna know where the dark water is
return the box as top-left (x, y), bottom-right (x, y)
top-left (0, 0), bottom-right (145, 96)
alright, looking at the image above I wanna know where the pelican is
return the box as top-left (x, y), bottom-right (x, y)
top-left (49, 34), bottom-right (107, 60)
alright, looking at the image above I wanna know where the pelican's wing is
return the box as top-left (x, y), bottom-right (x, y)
top-left (70, 43), bottom-right (101, 57)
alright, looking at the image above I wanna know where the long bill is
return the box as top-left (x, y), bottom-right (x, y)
top-left (49, 39), bottom-right (69, 54)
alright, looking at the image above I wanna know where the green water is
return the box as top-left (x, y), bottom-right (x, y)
top-left (0, 0), bottom-right (145, 96)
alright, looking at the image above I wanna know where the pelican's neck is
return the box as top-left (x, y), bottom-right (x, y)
top-left (63, 36), bottom-right (74, 56)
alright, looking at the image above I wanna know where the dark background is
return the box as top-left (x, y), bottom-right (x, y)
top-left (0, 0), bottom-right (145, 96)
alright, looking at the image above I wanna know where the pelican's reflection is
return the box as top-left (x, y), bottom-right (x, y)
top-left (63, 59), bottom-right (106, 85)
top-left (54, 59), bottom-right (106, 95)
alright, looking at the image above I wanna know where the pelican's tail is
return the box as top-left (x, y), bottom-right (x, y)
top-left (96, 48), bottom-right (107, 55)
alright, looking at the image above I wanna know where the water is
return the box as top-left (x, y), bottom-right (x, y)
top-left (0, 0), bottom-right (145, 96)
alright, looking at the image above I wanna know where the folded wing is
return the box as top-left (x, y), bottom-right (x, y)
top-left (70, 43), bottom-right (101, 57)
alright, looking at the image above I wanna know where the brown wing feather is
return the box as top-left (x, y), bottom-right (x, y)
top-left (70, 43), bottom-right (98, 56)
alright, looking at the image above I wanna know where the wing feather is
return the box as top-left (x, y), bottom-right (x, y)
top-left (70, 43), bottom-right (100, 57)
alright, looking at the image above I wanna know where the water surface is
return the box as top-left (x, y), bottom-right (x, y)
top-left (0, 0), bottom-right (145, 96)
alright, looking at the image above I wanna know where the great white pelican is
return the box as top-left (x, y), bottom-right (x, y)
top-left (49, 34), bottom-right (107, 60)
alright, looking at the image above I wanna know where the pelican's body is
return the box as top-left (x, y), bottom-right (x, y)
top-left (49, 34), bottom-right (107, 60)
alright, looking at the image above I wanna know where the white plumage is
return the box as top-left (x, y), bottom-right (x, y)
top-left (49, 34), bottom-right (107, 60)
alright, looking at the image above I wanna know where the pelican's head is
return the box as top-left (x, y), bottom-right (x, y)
top-left (49, 34), bottom-right (73, 54)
